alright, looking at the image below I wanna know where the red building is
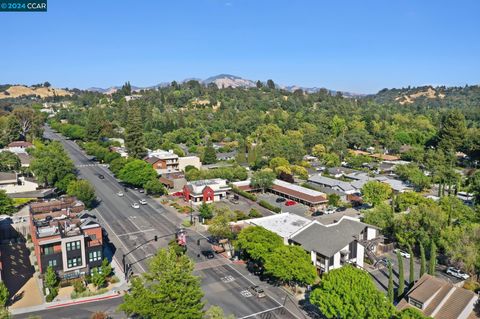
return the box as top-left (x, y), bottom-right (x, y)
top-left (183, 179), bottom-right (230, 204)
top-left (29, 197), bottom-right (104, 279)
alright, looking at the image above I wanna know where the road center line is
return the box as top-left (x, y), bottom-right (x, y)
top-left (117, 229), bottom-right (156, 237)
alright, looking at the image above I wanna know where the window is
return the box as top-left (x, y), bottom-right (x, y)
top-left (88, 250), bottom-right (102, 262)
top-left (66, 240), bottom-right (81, 251)
top-left (43, 245), bottom-right (55, 255)
top-left (48, 259), bottom-right (57, 267)
top-left (409, 298), bottom-right (424, 310)
top-left (89, 234), bottom-right (97, 240)
top-left (67, 257), bottom-right (82, 268)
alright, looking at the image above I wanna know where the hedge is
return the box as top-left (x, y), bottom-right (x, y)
top-left (231, 185), bottom-right (257, 201)
top-left (258, 200), bottom-right (281, 213)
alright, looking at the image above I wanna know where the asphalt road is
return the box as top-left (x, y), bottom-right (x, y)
top-left (41, 126), bottom-right (299, 319)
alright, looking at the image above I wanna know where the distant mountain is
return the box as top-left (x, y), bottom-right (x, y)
top-left (82, 74), bottom-right (365, 97)
top-left (203, 74), bottom-right (256, 88)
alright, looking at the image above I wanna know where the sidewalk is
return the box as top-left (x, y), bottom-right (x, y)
top-left (10, 257), bottom-right (128, 316)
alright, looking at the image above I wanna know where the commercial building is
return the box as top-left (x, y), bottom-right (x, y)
top-left (146, 149), bottom-right (179, 174)
top-left (397, 274), bottom-right (479, 319)
top-left (178, 156), bottom-right (202, 171)
top-left (183, 179), bottom-right (231, 204)
top-left (29, 197), bottom-right (104, 279)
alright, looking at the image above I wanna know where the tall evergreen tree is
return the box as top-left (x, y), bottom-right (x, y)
top-left (397, 251), bottom-right (405, 298)
top-left (387, 261), bottom-right (394, 303)
top-left (125, 106), bottom-right (146, 159)
top-left (419, 242), bottom-right (426, 277)
top-left (266, 79), bottom-right (275, 90)
top-left (256, 80), bottom-right (263, 89)
top-left (428, 241), bottom-right (437, 276)
top-left (120, 248), bottom-right (204, 319)
top-left (438, 110), bottom-right (467, 153)
top-left (202, 140), bottom-right (217, 164)
top-left (408, 244), bottom-right (415, 285)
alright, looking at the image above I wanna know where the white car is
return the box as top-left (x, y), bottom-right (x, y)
top-left (446, 267), bottom-right (469, 280)
top-left (139, 199), bottom-right (147, 205)
top-left (117, 192), bottom-right (124, 197)
top-left (394, 249), bottom-right (411, 259)
top-left (131, 202), bottom-right (140, 209)
top-left (323, 207), bottom-right (337, 215)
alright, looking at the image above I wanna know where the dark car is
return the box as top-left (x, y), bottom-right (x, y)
top-left (336, 206), bottom-right (347, 212)
top-left (275, 197), bottom-right (287, 203)
top-left (312, 211), bottom-right (323, 217)
top-left (201, 250), bottom-right (215, 259)
top-left (98, 174), bottom-right (105, 179)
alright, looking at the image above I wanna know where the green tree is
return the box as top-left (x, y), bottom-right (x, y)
top-left (387, 261), bottom-right (394, 303)
top-left (118, 159), bottom-right (157, 187)
top-left (327, 194), bottom-right (340, 207)
top-left (236, 226), bottom-right (283, 262)
top-left (438, 110), bottom-right (467, 152)
top-left (0, 282), bottom-right (9, 307)
top-left (397, 251), bottom-right (405, 298)
top-left (91, 258), bottom-right (112, 288)
top-left (419, 242), bottom-right (426, 277)
top-left (0, 190), bottom-right (15, 215)
top-left (204, 305), bottom-right (235, 319)
top-left (54, 173), bottom-right (77, 193)
top-left (264, 245), bottom-right (316, 286)
top-left (202, 140), bottom-right (217, 164)
top-left (251, 168), bottom-right (275, 193)
top-left (408, 244), bottom-right (415, 285)
top-left (266, 79), bottom-right (275, 89)
top-left (0, 151), bottom-right (20, 171)
top-left (125, 106), bottom-right (146, 159)
top-left (310, 265), bottom-right (395, 319)
top-left (311, 144), bottom-right (326, 158)
top-left (428, 241), bottom-right (436, 276)
top-left (44, 265), bottom-right (58, 299)
top-left (208, 208), bottom-right (235, 239)
top-left (67, 179), bottom-right (96, 208)
top-left (30, 141), bottom-right (75, 187)
top-left (395, 308), bottom-right (432, 319)
top-left (109, 157), bottom-right (129, 176)
top-left (361, 181), bottom-right (392, 207)
top-left (12, 107), bottom-right (35, 141)
top-left (120, 248), bottom-right (204, 319)
top-left (143, 179), bottom-right (166, 196)
top-left (198, 202), bottom-right (213, 220)
top-left (0, 306), bottom-right (10, 319)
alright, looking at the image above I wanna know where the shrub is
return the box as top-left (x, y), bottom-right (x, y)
top-left (109, 275), bottom-right (120, 284)
top-left (71, 287), bottom-right (108, 299)
top-left (248, 208), bottom-right (262, 218)
top-left (73, 279), bottom-right (86, 293)
top-left (234, 210), bottom-right (248, 221)
top-left (259, 200), bottom-right (281, 213)
top-left (231, 186), bottom-right (257, 201)
top-left (182, 220), bottom-right (192, 227)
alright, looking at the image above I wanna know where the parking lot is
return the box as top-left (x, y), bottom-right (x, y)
top-left (368, 250), bottom-right (463, 295)
top-left (257, 193), bottom-right (311, 217)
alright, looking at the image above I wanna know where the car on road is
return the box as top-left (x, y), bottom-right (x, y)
top-left (117, 192), bottom-right (124, 197)
top-left (131, 202), bottom-right (140, 209)
top-left (138, 189), bottom-right (145, 193)
top-left (139, 199), bottom-right (147, 205)
top-left (276, 197), bottom-right (287, 203)
top-left (446, 267), bottom-right (469, 280)
top-left (98, 174), bottom-right (105, 179)
top-left (201, 250), bottom-right (215, 259)
top-left (285, 200), bottom-right (296, 206)
top-left (249, 285), bottom-right (266, 298)
top-left (394, 248), bottom-right (411, 259)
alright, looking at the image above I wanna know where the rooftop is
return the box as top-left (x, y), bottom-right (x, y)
top-left (244, 212), bottom-right (311, 239)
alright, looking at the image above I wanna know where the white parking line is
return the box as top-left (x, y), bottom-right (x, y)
top-left (117, 229), bottom-right (156, 237)
top-left (238, 305), bottom-right (284, 319)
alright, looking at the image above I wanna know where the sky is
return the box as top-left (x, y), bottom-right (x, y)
top-left (1, 0), bottom-right (479, 93)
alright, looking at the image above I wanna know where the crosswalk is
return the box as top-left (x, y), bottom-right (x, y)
top-left (76, 163), bottom-right (109, 167)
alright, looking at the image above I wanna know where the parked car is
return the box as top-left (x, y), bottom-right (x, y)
top-left (98, 174), bottom-right (105, 179)
top-left (446, 267), bottom-right (469, 280)
top-left (323, 207), bottom-right (337, 215)
top-left (172, 191), bottom-right (183, 197)
top-left (377, 257), bottom-right (394, 267)
top-left (201, 250), bottom-right (215, 259)
top-left (131, 202), bottom-right (140, 209)
top-left (139, 199), bottom-right (147, 205)
top-left (276, 197), bottom-right (287, 203)
top-left (312, 211), bottom-right (323, 217)
top-left (138, 189), bottom-right (145, 193)
top-left (394, 248), bottom-right (411, 259)
top-left (117, 192), bottom-right (124, 197)
top-left (285, 200), bottom-right (296, 206)
top-left (249, 285), bottom-right (266, 298)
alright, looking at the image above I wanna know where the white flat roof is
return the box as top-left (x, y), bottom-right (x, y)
top-left (245, 212), bottom-right (311, 239)
top-left (273, 179), bottom-right (326, 197)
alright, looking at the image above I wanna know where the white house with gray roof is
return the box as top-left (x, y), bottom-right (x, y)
top-left (289, 216), bottom-right (379, 273)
